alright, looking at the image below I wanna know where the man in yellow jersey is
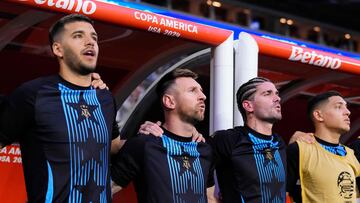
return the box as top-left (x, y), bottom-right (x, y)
top-left (287, 91), bottom-right (360, 202)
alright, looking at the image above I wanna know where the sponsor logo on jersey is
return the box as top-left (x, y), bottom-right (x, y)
top-left (337, 171), bottom-right (354, 199)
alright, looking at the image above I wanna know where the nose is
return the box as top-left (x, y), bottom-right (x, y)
top-left (199, 91), bottom-right (206, 101)
top-left (274, 94), bottom-right (281, 103)
top-left (344, 107), bottom-right (351, 116)
top-left (85, 35), bottom-right (96, 46)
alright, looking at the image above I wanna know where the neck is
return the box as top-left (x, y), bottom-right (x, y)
top-left (314, 125), bottom-right (341, 144)
top-left (246, 117), bottom-right (273, 136)
top-left (163, 114), bottom-right (194, 138)
top-left (59, 64), bottom-right (91, 87)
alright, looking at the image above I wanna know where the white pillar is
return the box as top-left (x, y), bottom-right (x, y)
top-left (234, 32), bottom-right (259, 126)
top-left (210, 33), bottom-right (234, 134)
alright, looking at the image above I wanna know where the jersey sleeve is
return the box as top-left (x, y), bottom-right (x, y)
top-left (286, 142), bottom-right (301, 201)
top-left (206, 163), bottom-right (215, 188)
top-left (111, 121), bottom-right (120, 140)
top-left (0, 84), bottom-right (36, 146)
top-left (111, 97), bottom-right (120, 140)
top-left (206, 144), bottom-right (216, 188)
top-left (209, 130), bottom-right (236, 160)
top-left (111, 137), bottom-right (144, 187)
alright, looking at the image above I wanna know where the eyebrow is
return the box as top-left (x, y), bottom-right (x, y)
top-left (91, 31), bottom-right (98, 38)
top-left (335, 101), bottom-right (347, 105)
top-left (188, 85), bottom-right (203, 91)
top-left (261, 89), bottom-right (278, 95)
top-left (71, 30), bottom-right (84, 35)
top-left (71, 30), bottom-right (98, 37)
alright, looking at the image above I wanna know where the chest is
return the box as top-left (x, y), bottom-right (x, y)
top-left (33, 87), bottom-right (114, 143)
top-left (301, 147), bottom-right (356, 186)
top-left (231, 137), bottom-right (286, 171)
top-left (143, 140), bottom-right (212, 183)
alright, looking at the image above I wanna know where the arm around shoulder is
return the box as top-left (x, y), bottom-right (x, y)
top-left (207, 186), bottom-right (220, 203)
top-left (111, 180), bottom-right (123, 196)
top-left (110, 135), bottom-right (126, 154)
top-left (289, 131), bottom-right (315, 144)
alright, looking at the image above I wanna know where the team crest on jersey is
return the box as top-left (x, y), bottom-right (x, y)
top-left (171, 145), bottom-right (197, 176)
top-left (80, 105), bottom-right (91, 118)
top-left (67, 92), bottom-right (98, 124)
top-left (264, 148), bottom-right (274, 160)
top-left (337, 171), bottom-right (354, 199)
top-left (162, 136), bottom-right (206, 203)
top-left (182, 155), bottom-right (191, 170)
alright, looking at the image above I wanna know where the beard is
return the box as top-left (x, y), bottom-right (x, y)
top-left (263, 116), bottom-right (282, 124)
top-left (179, 110), bottom-right (204, 126)
top-left (260, 111), bottom-right (282, 124)
top-left (63, 46), bottom-right (97, 76)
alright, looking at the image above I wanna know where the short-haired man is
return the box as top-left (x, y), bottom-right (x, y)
top-left (0, 14), bottom-right (118, 202)
top-left (210, 77), bottom-right (287, 202)
top-left (287, 91), bottom-right (360, 202)
top-left (111, 69), bottom-right (216, 202)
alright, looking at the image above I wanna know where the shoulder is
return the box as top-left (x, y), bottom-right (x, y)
top-left (287, 142), bottom-right (300, 154)
top-left (273, 133), bottom-right (287, 147)
top-left (9, 76), bottom-right (57, 103)
top-left (212, 126), bottom-right (245, 139)
top-left (196, 140), bottom-right (214, 152)
top-left (96, 88), bottom-right (114, 98)
top-left (209, 126), bottom-right (245, 151)
top-left (15, 75), bottom-right (57, 94)
top-left (295, 140), bottom-right (311, 148)
top-left (343, 146), bottom-right (360, 172)
top-left (124, 134), bottom-right (160, 148)
top-left (21, 75), bottom-right (58, 89)
top-left (95, 89), bottom-right (116, 105)
top-left (295, 140), bottom-right (320, 156)
top-left (344, 145), bottom-right (355, 155)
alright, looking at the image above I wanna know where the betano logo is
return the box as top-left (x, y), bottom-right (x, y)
top-left (34, 0), bottom-right (97, 15)
top-left (289, 46), bottom-right (341, 69)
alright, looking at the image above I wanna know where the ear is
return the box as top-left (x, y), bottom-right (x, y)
top-left (242, 100), bottom-right (254, 113)
top-left (162, 94), bottom-right (175, 110)
top-left (52, 42), bottom-right (63, 58)
top-left (313, 109), bottom-right (324, 122)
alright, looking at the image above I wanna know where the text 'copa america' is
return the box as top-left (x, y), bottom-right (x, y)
top-left (289, 46), bottom-right (341, 69)
top-left (134, 11), bottom-right (198, 34)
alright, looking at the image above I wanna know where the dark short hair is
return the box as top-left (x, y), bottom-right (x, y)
top-left (156, 68), bottom-right (198, 99)
top-left (49, 14), bottom-right (94, 49)
top-left (236, 77), bottom-right (271, 120)
top-left (307, 91), bottom-right (343, 121)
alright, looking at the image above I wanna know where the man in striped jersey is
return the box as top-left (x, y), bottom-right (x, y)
top-left (111, 68), bottom-right (217, 203)
top-left (209, 77), bottom-right (287, 203)
top-left (141, 77), bottom-right (289, 202)
top-left (0, 14), bottom-right (119, 202)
